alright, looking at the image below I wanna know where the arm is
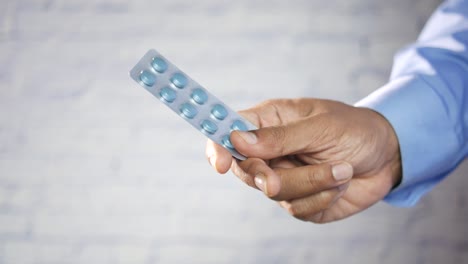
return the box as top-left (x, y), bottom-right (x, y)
top-left (356, 0), bottom-right (468, 206)
top-left (205, 0), bottom-right (468, 223)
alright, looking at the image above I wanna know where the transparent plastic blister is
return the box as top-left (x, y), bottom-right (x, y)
top-left (129, 49), bottom-right (257, 160)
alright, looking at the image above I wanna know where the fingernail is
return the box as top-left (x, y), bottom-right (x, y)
top-left (209, 156), bottom-right (217, 169)
top-left (254, 173), bottom-right (267, 193)
top-left (237, 131), bottom-right (257, 144)
top-left (332, 162), bottom-right (353, 181)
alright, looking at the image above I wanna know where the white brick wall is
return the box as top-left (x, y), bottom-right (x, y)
top-left (1, 0), bottom-right (467, 263)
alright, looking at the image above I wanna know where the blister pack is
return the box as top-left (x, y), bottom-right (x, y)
top-left (129, 49), bottom-right (257, 160)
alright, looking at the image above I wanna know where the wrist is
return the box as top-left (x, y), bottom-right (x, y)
top-left (362, 107), bottom-right (403, 189)
top-left (376, 109), bottom-right (402, 189)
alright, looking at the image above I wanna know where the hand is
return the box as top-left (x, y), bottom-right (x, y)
top-left (206, 98), bottom-right (402, 223)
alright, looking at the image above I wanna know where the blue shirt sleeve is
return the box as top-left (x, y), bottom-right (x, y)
top-left (355, 0), bottom-right (468, 207)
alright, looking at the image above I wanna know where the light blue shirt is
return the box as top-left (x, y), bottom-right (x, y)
top-left (356, 0), bottom-right (468, 207)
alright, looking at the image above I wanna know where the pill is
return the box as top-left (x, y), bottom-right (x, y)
top-left (179, 103), bottom-right (198, 119)
top-left (139, 70), bottom-right (156, 86)
top-left (231, 120), bottom-right (248, 131)
top-left (159, 87), bottom-right (176, 103)
top-left (171, 73), bottom-right (188, 89)
top-left (221, 134), bottom-right (234, 149)
top-left (130, 49), bottom-right (258, 160)
top-left (201, 120), bottom-right (218, 134)
top-left (211, 104), bottom-right (228, 120)
top-left (151, 57), bottom-right (168, 73)
top-left (191, 88), bottom-right (208, 105)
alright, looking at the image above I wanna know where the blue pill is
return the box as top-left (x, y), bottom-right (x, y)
top-left (211, 104), bottom-right (228, 120)
top-left (152, 57), bottom-right (168, 73)
top-left (171, 73), bottom-right (188, 89)
top-left (179, 103), bottom-right (198, 119)
top-left (139, 70), bottom-right (156, 86)
top-left (159, 87), bottom-right (176, 103)
top-left (231, 120), bottom-right (248, 131)
top-left (221, 134), bottom-right (234, 149)
top-left (201, 120), bottom-right (218, 135)
top-left (191, 88), bottom-right (208, 105)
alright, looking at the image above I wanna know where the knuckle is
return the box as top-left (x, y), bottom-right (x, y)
top-left (293, 98), bottom-right (315, 117)
top-left (241, 159), bottom-right (262, 178)
top-left (240, 160), bottom-right (254, 175)
top-left (315, 192), bottom-right (332, 209)
top-left (270, 126), bottom-right (287, 155)
top-left (257, 99), bottom-right (279, 114)
top-left (231, 162), bottom-right (255, 188)
top-left (319, 191), bottom-right (337, 210)
top-left (302, 192), bottom-right (335, 215)
top-left (271, 126), bottom-right (286, 142)
top-left (305, 168), bottom-right (322, 190)
top-left (262, 99), bottom-right (279, 107)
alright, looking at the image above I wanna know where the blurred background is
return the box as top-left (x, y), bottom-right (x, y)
top-left (1, 0), bottom-right (467, 263)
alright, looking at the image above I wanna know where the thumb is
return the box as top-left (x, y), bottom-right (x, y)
top-left (231, 119), bottom-right (315, 159)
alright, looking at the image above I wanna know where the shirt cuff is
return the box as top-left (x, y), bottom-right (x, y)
top-left (355, 75), bottom-right (459, 207)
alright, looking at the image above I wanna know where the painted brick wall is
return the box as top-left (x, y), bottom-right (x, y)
top-left (1, 0), bottom-right (467, 263)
